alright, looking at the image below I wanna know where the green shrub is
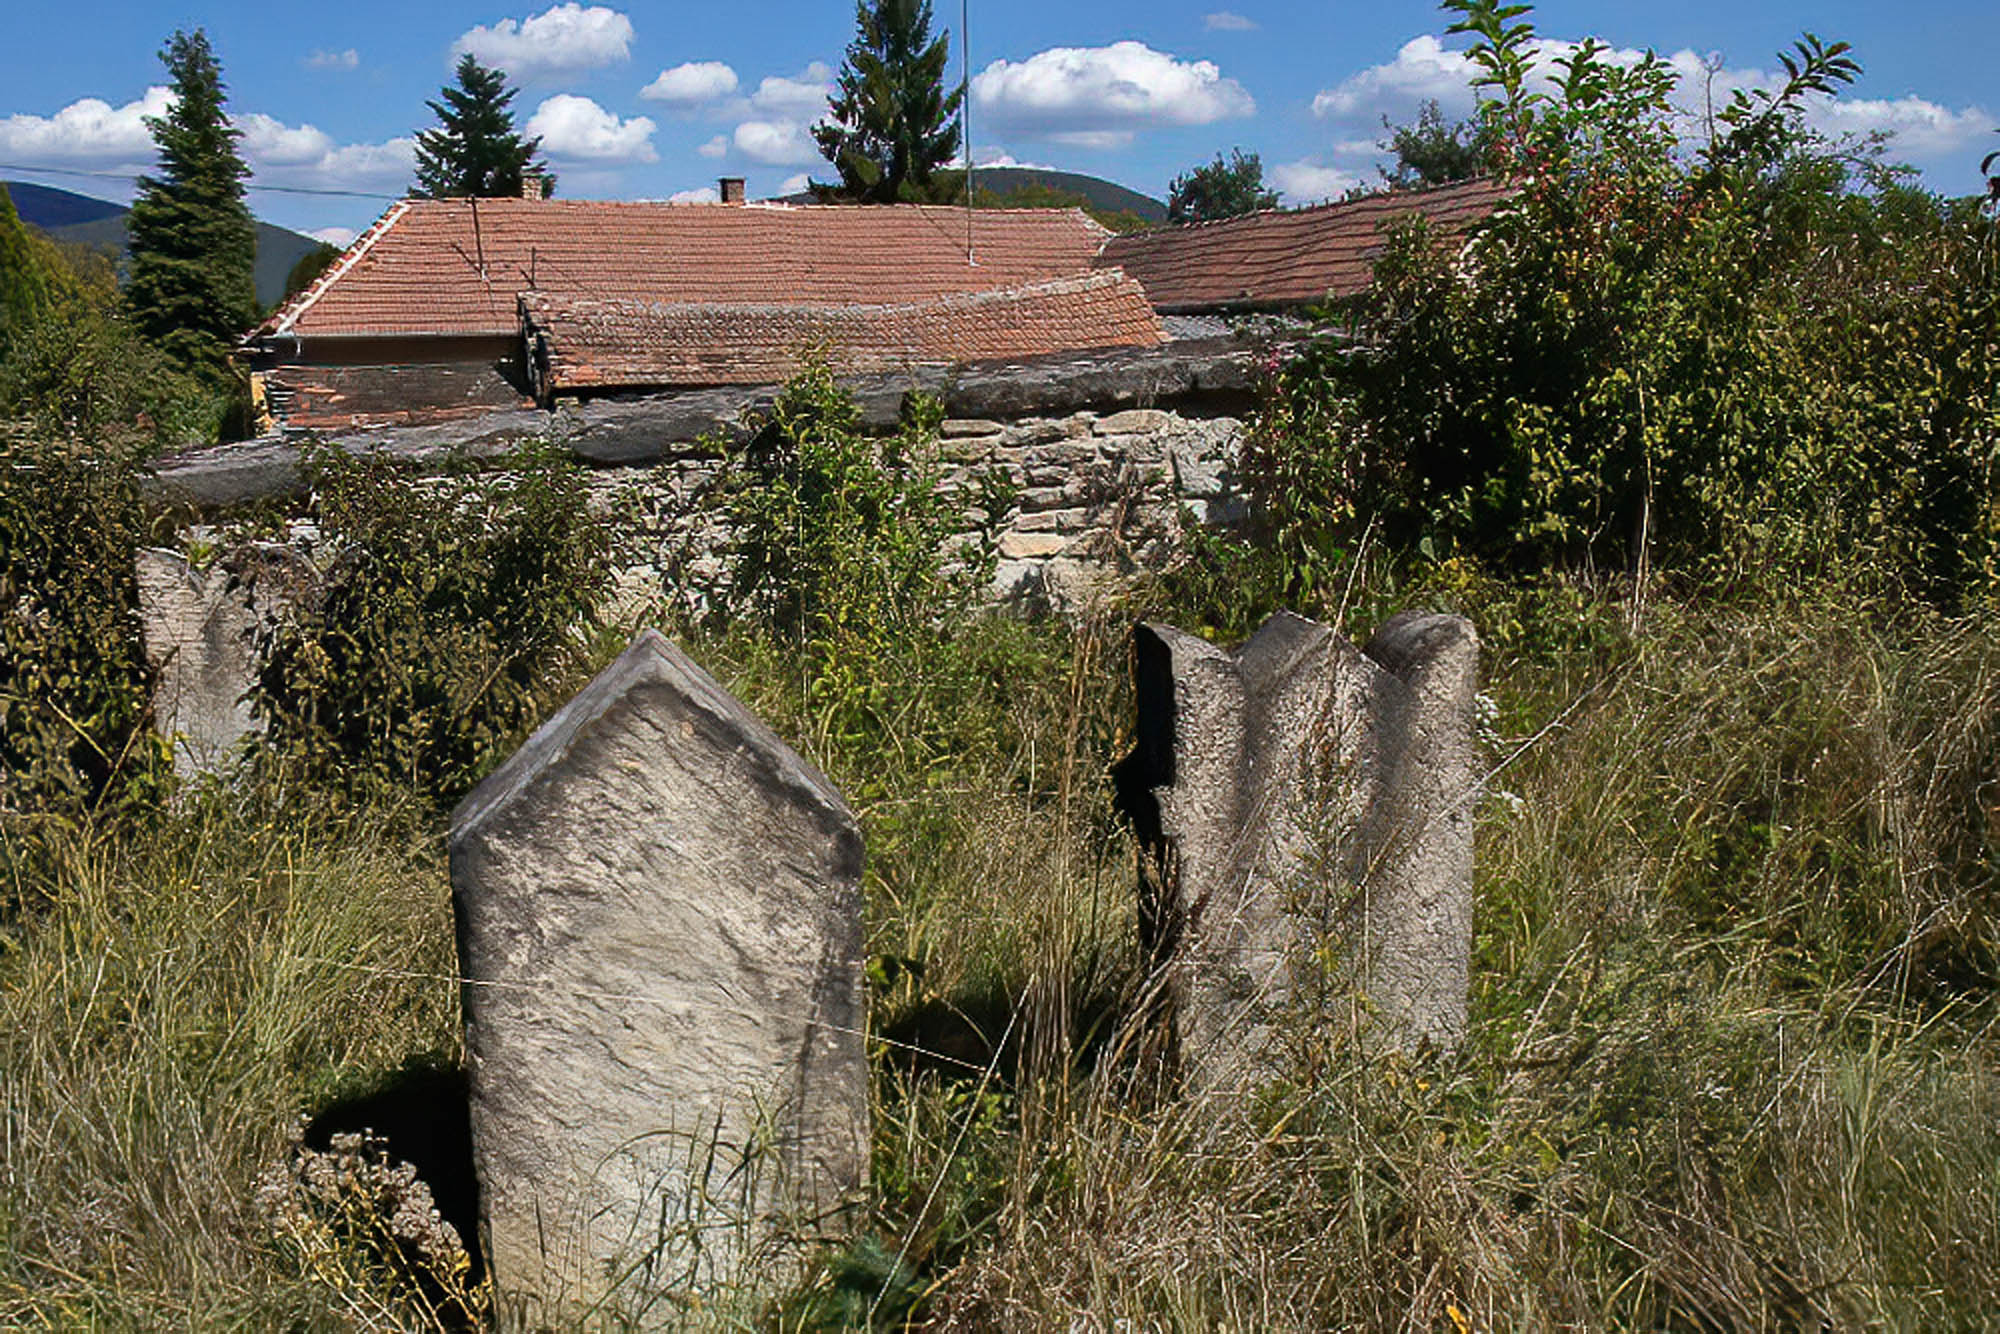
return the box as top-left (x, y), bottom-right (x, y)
top-left (0, 431), bottom-right (167, 822)
top-left (253, 440), bottom-right (612, 812)
top-left (1240, 0), bottom-right (1999, 604)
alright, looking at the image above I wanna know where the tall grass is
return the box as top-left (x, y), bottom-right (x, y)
top-left (0, 793), bottom-right (461, 1326)
top-left (4, 581), bottom-right (1997, 1328)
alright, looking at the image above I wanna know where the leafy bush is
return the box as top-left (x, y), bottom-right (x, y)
top-left (709, 360), bottom-right (1012, 766)
top-left (253, 441), bottom-right (611, 811)
top-left (1242, 0), bottom-right (2000, 603)
top-left (0, 431), bottom-right (167, 820)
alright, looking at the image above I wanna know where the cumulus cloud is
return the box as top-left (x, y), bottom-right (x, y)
top-left (641, 60), bottom-right (739, 108)
top-left (733, 118), bottom-right (818, 165)
top-left (453, 4), bottom-right (634, 81)
top-left (779, 171), bottom-right (812, 194)
top-left (309, 226), bottom-right (358, 247)
top-left (305, 49), bottom-right (360, 72)
top-left (0, 86), bottom-right (171, 165)
top-left (669, 185), bottom-right (719, 203)
top-left (526, 93), bottom-right (657, 162)
top-left (236, 113), bottom-right (337, 166)
top-left (696, 134), bottom-right (729, 158)
top-left (1309, 32), bottom-right (1992, 186)
top-left (1204, 11), bottom-right (1257, 31)
top-left (1270, 160), bottom-right (1365, 204)
top-left (971, 42), bottom-right (1254, 144)
top-left (748, 62), bottom-right (835, 119)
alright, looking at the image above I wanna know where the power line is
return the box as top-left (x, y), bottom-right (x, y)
top-left (0, 160), bottom-right (405, 201)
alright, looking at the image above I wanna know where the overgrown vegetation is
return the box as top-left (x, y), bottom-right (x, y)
top-left (253, 441), bottom-right (613, 814)
top-left (4, 0), bottom-right (1999, 1327)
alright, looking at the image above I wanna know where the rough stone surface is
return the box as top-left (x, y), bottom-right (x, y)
top-left (1114, 610), bottom-right (1479, 1082)
top-left (135, 543), bottom-right (317, 778)
top-left (448, 630), bottom-right (867, 1326)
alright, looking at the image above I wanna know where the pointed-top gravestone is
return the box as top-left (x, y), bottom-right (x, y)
top-left (1114, 610), bottom-right (1478, 1085)
top-left (449, 629), bottom-right (867, 1328)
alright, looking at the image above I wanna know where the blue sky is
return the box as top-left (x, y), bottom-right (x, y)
top-left (1, 1), bottom-right (1991, 243)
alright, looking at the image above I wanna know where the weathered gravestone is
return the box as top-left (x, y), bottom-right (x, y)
top-left (134, 543), bottom-right (317, 779)
top-left (448, 629), bottom-right (868, 1327)
top-left (1114, 611), bottom-right (1478, 1084)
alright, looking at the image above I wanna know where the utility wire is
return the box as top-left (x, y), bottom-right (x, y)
top-left (0, 160), bottom-right (406, 201)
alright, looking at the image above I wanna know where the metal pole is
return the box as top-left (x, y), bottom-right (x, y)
top-left (963, 0), bottom-right (975, 266)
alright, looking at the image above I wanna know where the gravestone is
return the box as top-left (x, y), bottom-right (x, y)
top-left (448, 629), bottom-right (868, 1327)
top-left (135, 543), bottom-right (317, 779)
top-left (1114, 611), bottom-right (1478, 1084)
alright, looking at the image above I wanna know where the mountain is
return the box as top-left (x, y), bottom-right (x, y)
top-left (3, 180), bottom-right (328, 311)
top-left (772, 167), bottom-right (1167, 224)
top-left (967, 168), bottom-right (1166, 223)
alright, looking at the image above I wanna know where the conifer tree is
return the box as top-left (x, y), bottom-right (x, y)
top-left (0, 185), bottom-right (49, 356)
top-left (413, 55), bottom-right (553, 199)
top-left (813, 0), bottom-right (963, 203)
top-left (123, 29), bottom-right (257, 379)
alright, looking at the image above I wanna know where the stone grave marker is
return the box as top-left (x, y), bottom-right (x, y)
top-left (135, 542), bottom-right (317, 779)
top-left (1114, 610), bottom-right (1478, 1084)
top-left (448, 629), bottom-right (868, 1327)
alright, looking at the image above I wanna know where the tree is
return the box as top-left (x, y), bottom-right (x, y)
top-left (813, 0), bottom-right (963, 204)
top-left (1379, 100), bottom-right (1487, 189)
top-left (0, 185), bottom-right (49, 356)
top-left (1166, 149), bottom-right (1278, 224)
top-left (282, 242), bottom-right (342, 302)
top-left (413, 55), bottom-right (553, 199)
top-left (123, 29), bottom-right (257, 380)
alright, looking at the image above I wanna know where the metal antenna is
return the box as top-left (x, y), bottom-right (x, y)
top-left (962, 0), bottom-right (976, 266)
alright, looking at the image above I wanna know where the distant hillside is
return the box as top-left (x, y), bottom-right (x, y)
top-left (773, 167), bottom-right (1166, 223)
top-left (3, 180), bottom-right (328, 311)
top-left (968, 168), bottom-right (1165, 223)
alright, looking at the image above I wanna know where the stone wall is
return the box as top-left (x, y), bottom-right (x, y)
top-left (137, 342), bottom-right (1266, 768)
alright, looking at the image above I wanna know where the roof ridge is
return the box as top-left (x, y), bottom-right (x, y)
top-left (522, 267), bottom-right (1145, 322)
top-left (263, 200), bottom-right (410, 338)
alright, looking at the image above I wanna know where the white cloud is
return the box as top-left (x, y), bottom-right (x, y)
top-left (453, 4), bottom-right (634, 81)
top-left (309, 226), bottom-right (358, 247)
top-left (748, 62), bottom-right (835, 119)
top-left (669, 185), bottom-right (719, 203)
top-left (1270, 160), bottom-right (1364, 203)
top-left (641, 60), bottom-right (739, 109)
top-left (779, 171), bottom-right (812, 194)
top-left (696, 134), bottom-right (729, 159)
top-left (971, 42), bottom-right (1254, 142)
top-left (733, 118), bottom-right (819, 166)
top-left (526, 94), bottom-right (657, 162)
top-left (305, 49), bottom-right (360, 72)
top-left (1308, 33), bottom-right (1992, 185)
top-left (1204, 11), bottom-right (1257, 32)
top-left (236, 113), bottom-right (337, 166)
top-left (1311, 35), bottom-right (1476, 120)
top-left (1808, 95), bottom-right (1993, 160)
top-left (0, 86), bottom-right (172, 164)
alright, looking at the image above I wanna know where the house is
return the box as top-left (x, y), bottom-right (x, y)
top-left (1094, 176), bottom-right (1509, 315)
top-left (243, 176), bottom-right (1508, 432)
top-left (246, 184), bottom-right (1143, 430)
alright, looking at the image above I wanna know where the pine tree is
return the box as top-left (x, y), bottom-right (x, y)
top-left (413, 55), bottom-right (553, 199)
top-left (123, 29), bottom-right (257, 379)
top-left (813, 0), bottom-right (963, 204)
top-left (1166, 149), bottom-right (1279, 224)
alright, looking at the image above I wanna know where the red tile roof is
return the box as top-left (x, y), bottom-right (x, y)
top-left (519, 271), bottom-right (1168, 395)
top-left (263, 198), bottom-right (1112, 340)
top-left (1094, 177), bottom-right (1511, 313)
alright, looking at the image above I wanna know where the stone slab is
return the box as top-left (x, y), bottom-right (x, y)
top-left (1113, 610), bottom-right (1478, 1083)
top-left (449, 629), bottom-right (867, 1326)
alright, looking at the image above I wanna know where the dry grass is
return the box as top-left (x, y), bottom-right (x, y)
top-left (4, 586), bottom-right (1998, 1328)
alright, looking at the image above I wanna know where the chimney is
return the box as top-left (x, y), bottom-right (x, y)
top-left (521, 173), bottom-right (548, 202)
top-left (719, 177), bottom-right (746, 206)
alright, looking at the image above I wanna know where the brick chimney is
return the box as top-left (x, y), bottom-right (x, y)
top-left (719, 177), bottom-right (746, 205)
top-left (521, 173), bottom-right (549, 202)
